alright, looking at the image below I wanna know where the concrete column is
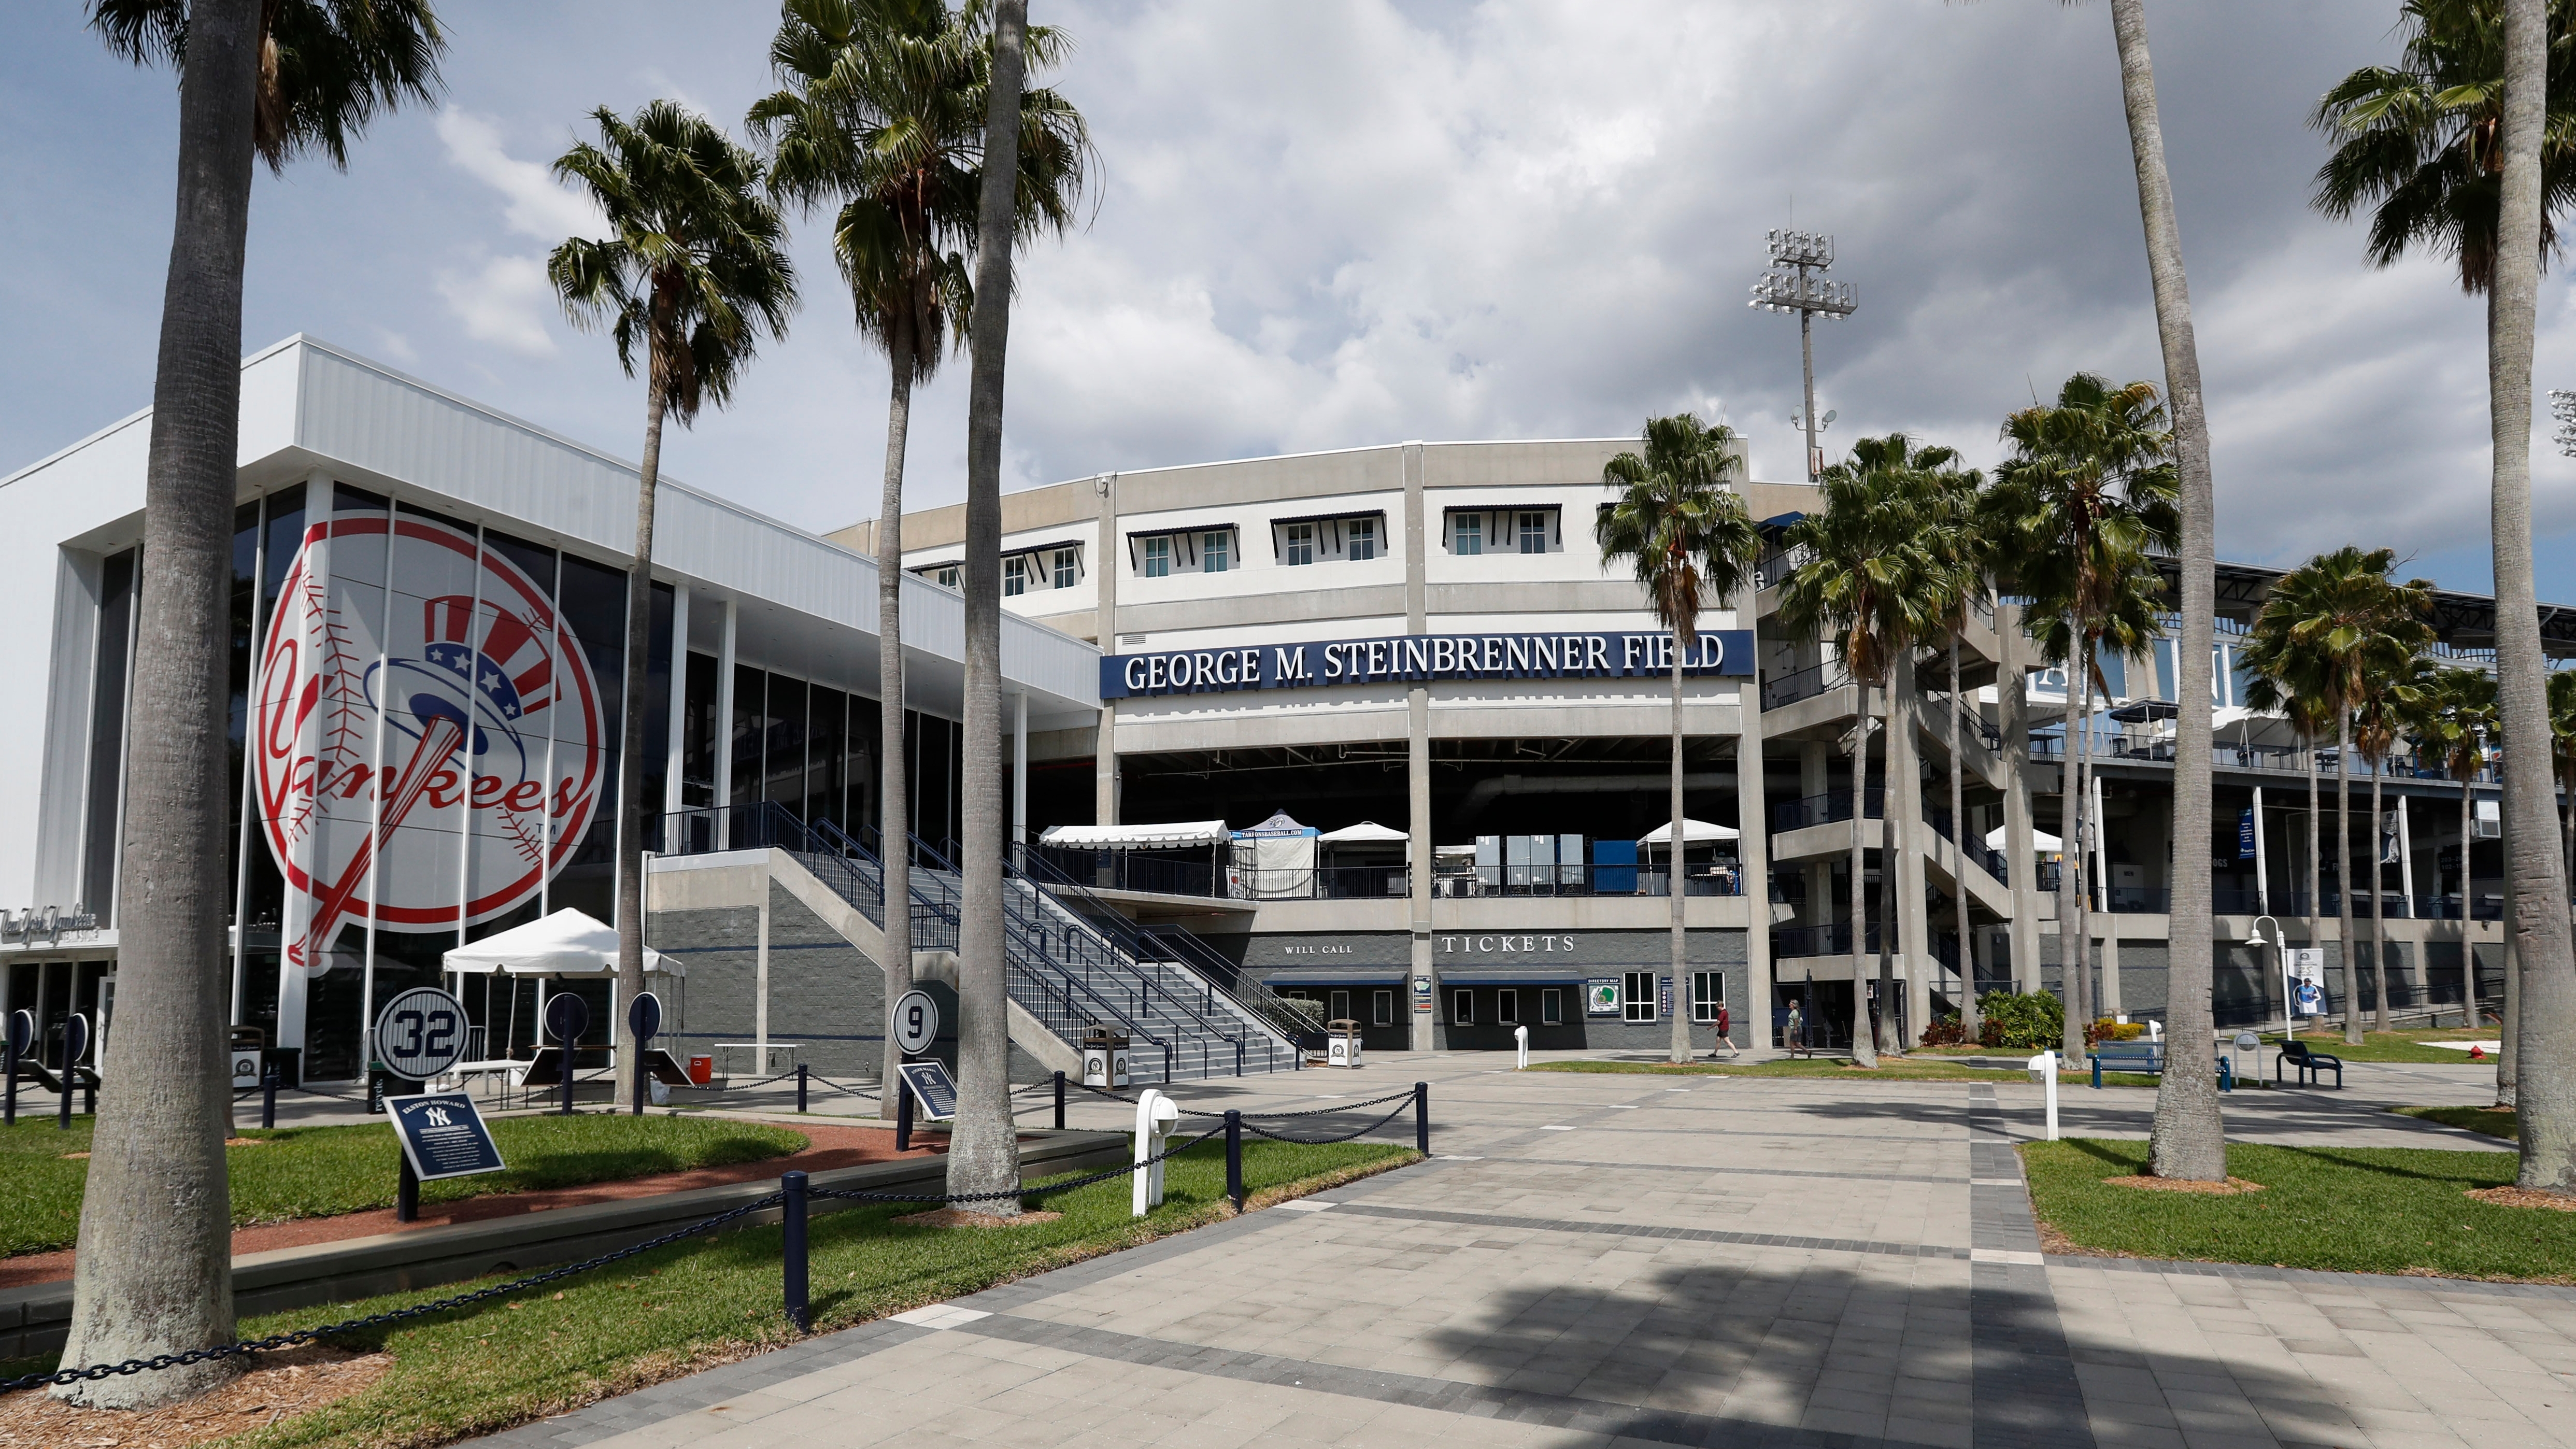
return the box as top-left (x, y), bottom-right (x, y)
top-left (1889, 652), bottom-right (1931, 1045)
top-left (1734, 631), bottom-right (1770, 1050)
top-left (1013, 690), bottom-right (1029, 846)
top-left (714, 598), bottom-right (738, 812)
top-left (1404, 442), bottom-right (1435, 1052)
top-left (1998, 604), bottom-right (2041, 991)
top-left (664, 584), bottom-right (691, 820)
top-left (2094, 773), bottom-right (2120, 1017)
top-left (1094, 473), bottom-right (1119, 826)
top-left (1801, 741), bottom-right (1833, 930)
top-left (2254, 785), bottom-right (2269, 913)
top-left (754, 874), bottom-right (771, 1060)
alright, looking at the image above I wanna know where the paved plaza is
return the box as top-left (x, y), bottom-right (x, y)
top-left (453, 1055), bottom-right (2570, 1449)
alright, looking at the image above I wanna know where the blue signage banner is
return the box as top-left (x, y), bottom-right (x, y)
top-left (385, 1091), bottom-right (507, 1182)
top-left (898, 1059), bottom-right (960, 1121)
top-left (2238, 808), bottom-right (2256, 860)
top-left (1101, 629), bottom-right (1755, 699)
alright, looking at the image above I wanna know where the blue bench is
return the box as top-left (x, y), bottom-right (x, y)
top-left (2089, 1040), bottom-right (2162, 1086)
top-left (2275, 1039), bottom-right (2343, 1089)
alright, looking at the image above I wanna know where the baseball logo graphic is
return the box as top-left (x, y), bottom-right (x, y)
top-left (255, 512), bottom-right (604, 973)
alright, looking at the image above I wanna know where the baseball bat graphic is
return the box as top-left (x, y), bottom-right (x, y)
top-left (292, 704), bottom-right (467, 970)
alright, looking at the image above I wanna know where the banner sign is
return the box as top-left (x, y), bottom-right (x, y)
top-left (385, 1091), bottom-right (507, 1182)
top-left (898, 1059), bottom-right (960, 1121)
top-left (1101, 629), bottom-right (1755, 699)
top-left (2238, 809), bottom-right (2256, 860)
top-left (255, 514), bottom-right (604, 973)
top-left (1586, 978), bottom-right (1622, 1017)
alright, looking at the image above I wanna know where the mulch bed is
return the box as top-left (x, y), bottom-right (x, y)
top-left (0, 1344), bottom-right (390, 1447)
top-left (0, 1121), bottom-right (952, 1291)
top-left (2467, 1185), bottom-right (2576, 1212)
top-left (2104, 1175), bottom-right (2266, 1196)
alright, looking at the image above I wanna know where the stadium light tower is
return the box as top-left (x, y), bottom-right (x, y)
top-left (1750, 229), bottom-right (1857, 481)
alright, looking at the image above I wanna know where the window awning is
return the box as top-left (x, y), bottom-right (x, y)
top-left (1438, 970), bottom-right (1586, 986)
top-left (1638, 818), bottom-right (1740, 846)
top-left (444, 908), bottom-right (682, 976)
top-left (1039, 820), bottom-right (1231, 849)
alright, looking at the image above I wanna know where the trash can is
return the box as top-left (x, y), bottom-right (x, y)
top-left (1082, 1026), bottom-right (1131, 1089)
top-left (1326, 1019), bottom-right (1363, 1069)
top-left (687, 1055), bottom-right (714, 1085)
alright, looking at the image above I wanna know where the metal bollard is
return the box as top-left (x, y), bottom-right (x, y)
top-left (632, 1057), bottom-right (646, 1117)
top-left (560, 1051), bottom-right (576, 1117)
top-left (896, 1083), bottom-right (913, 1153)
top-left (1415, 1081), bottom-right (1430, 1156)
top-left (781, 1170), bottom-right (810, 1332)
top-left (2218, 1058), bottom-right (2234, 1093)
top-left (261, 1065), bottom-right (279, 1130)
top-left (2, 1040), bottom-right (14, 1128)
top-left (2092, 1055), bottom-right (2102, 1090)
top-left (396, 1152), bottom-right (421, 1223)
top-left (1225, 1110), bottom-right (1244, 1212)
top-left (1054, 1069), bottom-right (1067, 1130)
top-left (82, 1075), bottom-right (95, 1116)
top-left (796, 1063), bottom-right (809, 1114)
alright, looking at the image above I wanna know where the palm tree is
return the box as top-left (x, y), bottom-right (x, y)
top-left (749, 0), bottom-right (1090, 1116)
top-left (1598, 415), bottom-right (1762, 1064)
top-left (2551, 667), bottom-right (2576, 900)
top-left (2313, 0), bottom-right (2576, 1190)
top-left (1982, 373), bottom-right (2180, 1062)
top-left (549, 102), bottom-right (798, 1115)
top-left (947, 0), bottom-right (1035, 1212)
top-left (2357, 654), bottom-right (2440, 1031)
top-left (59, 0), bottom-right (444, 1408)
top-left (2242, 549), bottom-right (2435, 1047)
top-left (1918, 463), bottom-right (1991, 1038)
top-left (1778, 435), bottom-right (1951, 1067)
top-left (2410, 666), bottom-right (2497, 1017)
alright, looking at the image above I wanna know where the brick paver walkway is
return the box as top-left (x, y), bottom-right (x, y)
top-left (461, 1056), bottom-right (2571, 1449)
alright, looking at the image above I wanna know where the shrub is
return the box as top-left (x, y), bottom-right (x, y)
top-left (1975, 990), bottom-right (2064, 1050)
top-left (1920, 1014), bottom-right (1967, 1047)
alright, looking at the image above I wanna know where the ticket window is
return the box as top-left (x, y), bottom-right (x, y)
top-left (1329, 989), bottom-right (1351, 1022)
top-left (1452, 988), bottom-right (1474, 1024)
top-left (1541, 988), bottom-right (1563, 1026)
top-left (1372, 990), bottom-right (1393, 1027)
top-left (1497, 990), bottom-right (1519, 1026)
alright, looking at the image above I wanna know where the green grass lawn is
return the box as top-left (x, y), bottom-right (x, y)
top-left (2256, 1028), bottom-right (2498, 1064)
top-left (2394, 1104), bottom-right (2520, 1141)
top-left (1529, 1058), bottom-right (2161, 1086)
top-left (2, 1113), bottom-right (808, 1258)
top-left (2023, 1137), bottom-right (2576, 1280)
top-left (5, 1138), bottom-right (1413, 1448)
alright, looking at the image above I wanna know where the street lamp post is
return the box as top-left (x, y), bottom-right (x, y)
top-left (2246, 914), bottom-right (2287, 1039)
top-left (1750, 229), bottom-right (1858, 482)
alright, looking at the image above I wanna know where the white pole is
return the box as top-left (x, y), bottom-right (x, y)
top-left (665, 584), bottom-right (691, 821)
top-left (1515, 1023), bottom-right (1529, 1070)
top-left (714, 600), bottom-right (738, 825)
top-left (2397, 792), bottom-right (2416, 915)
top-left (2253, 786), bottom-right (2268, 913)
top-left (1013, 690), bottom-right (1029, 847)
top-left (2045, 1050), bottom-right (2058, 1141)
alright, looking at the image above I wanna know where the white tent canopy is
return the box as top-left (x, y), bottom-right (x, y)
top-left (1638, 819), bottom-right (1739, 846)
top-left (1987, 825), bottom-right (2064, 854)
top-left (1317, 820), bottom-right (1408, 844)
top-left (443, 908), bottom-right (682, 976)
top-left (1039, 820), bottom-right (1230, 849)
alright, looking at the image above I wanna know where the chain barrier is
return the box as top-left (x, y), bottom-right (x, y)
top-left (807, 1126), bottom-right (1225, 1206)
top-left (1, 1190), bottom-right (786, 1395)
top-left (1239, 1096), bottom-right (1418, 1146)
top-left (1072, 1082), bottom-right (1415, 1120)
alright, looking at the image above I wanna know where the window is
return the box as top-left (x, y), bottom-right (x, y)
top-left (1053, 548), bottom-right (1078, 589)
top-left (1348, 517), bottom-right (1377, 561)
top-left (1518, 510), bottom-right (1549, 555)
top-left (1452, 988), bottom-right (1474, 1024)
top-left (1283, 522), bottom-right (1315, 566)
top-left (915, 563), bottom-right (960, 589)
top-left (1541, 988), bottom-right (1562, 1026)
top-left (1203, 530), bottom-right (1230, 573)
top-left (1004, 557), bottom-right (1029, 596)
top-left (1454, 513), bottom-right (1483, 556)
top-left (1690, 971), bottom-right (1725, 1023)
top-left (1623, 971), bottom-right (1657, 1023)
top-left (1497, 989), bottom-right (1519, 1025)
top-left (1373, 989), bottom-right (1393, 1027)
top-left (1329, 989), bottom-right (1350, 1022)
top-left (1142, 536), bottom-right (1172, 578)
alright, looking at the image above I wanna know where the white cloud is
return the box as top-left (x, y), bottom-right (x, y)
top-left (434, 254), bottom-right (560, 358)
top-left (434, 108), bottom-right (607, 244)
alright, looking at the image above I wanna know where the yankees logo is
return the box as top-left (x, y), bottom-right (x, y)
top-left (255, 513), bottom-right (604, 972)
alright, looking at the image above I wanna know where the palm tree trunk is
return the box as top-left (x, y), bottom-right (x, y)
top-left (2308, 731), bottom-right (2323, 1017)
top-left (1668, 632), bottom-right (1690, 1063)
top-left (945, 0), bottom-right (1030, 1210)
top-left (1951, 633), bottom-right (1975, 1039)
top-left (2339, 707), bottom-right (2362, 1046)
top-left (2464, 772), bottom-right (2479, 1022)
top-left (2371, 763), bottom-right (2390, 1033)
top-left (875, 326), bottom-right (915, 1121)
top-left (610, 373), bottom-right (668, 1115)
top-left (2057, 628), bottom-right (2083, 1063)
top-left (1850, 683), bottom-right (1876, 1068)
top-left (2108, 0), bottom-right (2225, 1181)
top-left (1879, 657), bottom-right (1904, 1053)
top-left (55, 0), bottom-right (262, 1408)
top-left (2491, 0), bottom-right (2576, 1189)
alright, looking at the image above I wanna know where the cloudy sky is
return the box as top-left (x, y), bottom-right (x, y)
top-left (8, 1), bottom-right (2575, 598)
